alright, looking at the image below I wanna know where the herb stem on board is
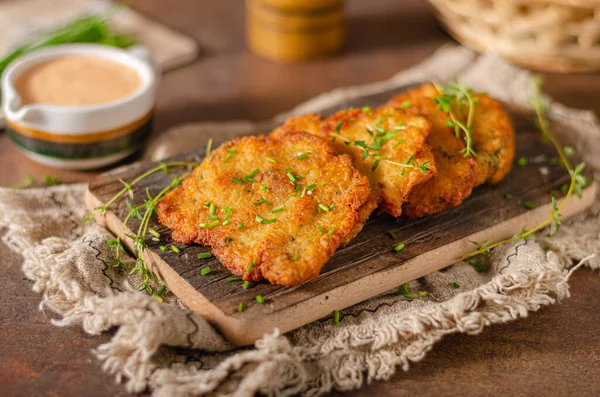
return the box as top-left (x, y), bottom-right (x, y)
top-left (458, 76), bottom-right (588, 262)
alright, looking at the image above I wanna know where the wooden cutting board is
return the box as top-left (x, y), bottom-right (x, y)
top-left (86, 86), bottom-right (597, 345)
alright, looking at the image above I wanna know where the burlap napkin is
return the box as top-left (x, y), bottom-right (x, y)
top-left (1, 46), bottom-right (599, 397)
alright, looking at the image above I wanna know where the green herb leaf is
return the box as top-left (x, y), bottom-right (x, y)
top-left (238, 302), bottom-right (244, 312)
top-left (448, 282), bottom-right (460, 289)
top-left (255, 295), bottom-right (265, 304)
top-left (255, 214), bottom-right (276, 224)
top-left (393, 242), bottom-right (405, 253)
top-left (197, 252), bottom-right (212, 259)
top-left (226, 276), bottom-right (241, 282)
top-left (332, 310), bottom-right (340, 325)
top-left (200, 266), bottom-right (211, 275)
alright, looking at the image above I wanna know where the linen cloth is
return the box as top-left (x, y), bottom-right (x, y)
top-left (1, 46), bottom-right (599, 397)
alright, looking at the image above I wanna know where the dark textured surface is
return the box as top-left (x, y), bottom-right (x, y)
top-left (1, 0), bottom-right (600, 396)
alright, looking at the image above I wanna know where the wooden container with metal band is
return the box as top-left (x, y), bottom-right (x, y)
top-left (246, 0), bottom-right (345, 62)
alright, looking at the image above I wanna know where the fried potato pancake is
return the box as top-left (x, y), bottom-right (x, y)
top-left (386, 84), bottom-right (477, 218)
top-left (157, 131), bottom-right (371, 286)
top-left (272, 107), bottom-right (436, 218)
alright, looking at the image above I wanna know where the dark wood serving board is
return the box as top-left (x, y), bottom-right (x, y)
top-left (86, 86), bottom-right (597, 345)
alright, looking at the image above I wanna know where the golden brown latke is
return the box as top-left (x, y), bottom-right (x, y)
top-left (272, 107), bottom-right (436, 218)
top-left (157, 131), bottom-right (372, 286)
top-left (386, 84), bottom-right (477, 218)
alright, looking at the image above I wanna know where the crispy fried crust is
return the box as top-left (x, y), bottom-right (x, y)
top-left (273, 108), bottom-right (436, 218)
top-left (386, 84), bottom-right (477, 218)
top-left (157, 131), bottom-right (372, 286)
top-left (468, 92), bottom-right (515, 185)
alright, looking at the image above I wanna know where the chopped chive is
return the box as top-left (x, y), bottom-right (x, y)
top-left (318, 203), bottom-right (330, 212)
top-left (317, 182), bottom-right (326, 186)
top-left (21, 276), bottom-right (29, 280)
top-left (518, 157), bottom-right (528, 166)
top-left (200, 266), bottom-right (211, 275)
top-left (398, 100), bottom-right (412, 109)
top-left (444, 119), bottom-right (454, 127)
top-left (361, 106), bottom-right (373, 114)
top-left (238, 302), bottom-right (244, 312)
top-left (255, 295), bottom-right (265, 304)
top-left (285, 168), bottom-right (296, 185)
top-left (253, 196), bottom-right (272, 206)
top-left (209, 202), bottom-right (217, 215)
top-left (306, 183), bottom-right (317, 192)
top-left (222, 220), bottom-right (230, 226)
top-left (418, 291), bottom-right (428, 297)
top-left (260, 183), bottom-right (270, 192)
top-left (44, 175), bottom-right (60, 186)
top-left (199, 220), bottom-right (220, 228)
top-left (203, 202), bottom-right (212, 208)
top-left (292, 254), bottom-right (299, 261)
top-left (171, 245), bottom-right (181, 253)
top-left (448, 282), bottom-right (460, 289)
top-left (237, 223), bottom-right (244, 228)
top-left (317, 226), bottom-right (325, 233)
top-left (242, 281), bottom-right (250, 289)
top-left (149, 228), bottom-right (160, 238)
top-left (387, 230), bottom-right (397, 239)
top-left (232, 177), bottom-right (243, 184)
top-left (297, 152), bottom-right (312, 160)
top-left (159, 245), bottom-right (167, 251)
top-left (244, 169), bottom-right (260, 182)
top-left (524, 201), bottom-right (535, 210)
top-left (207, 216), bottom-right (219, 220)
top-left (265, 156), bottom-right (276, 163)
top-left (392, 139), bottom-right (405, 150)
top-left (335, 122), bottom-right (343, 132)
top-left (255, 214), bottom-right (276, 224)
top-left (224, 149), bottom-right (238, 163)
top-left (246, 256), bottom-right (257, 274)
top-left (272, 207), bottom-right (284, 213)
top-left (327, 226), bottom-right (336, 236)
top-left (197, 252), bottom-right (212, 259)
top-left (504, 193), bottom-right (513, 199)
top-left (332, 310), bottom-right (340, 325)
top-left (329, 203), bottom-right (335, 210)
top-left (226, 276), bottom-right (242, 282)
top-left (393, 242), bottom-right (405, 253)
top-left (372, 157), bottom-right (380, 171)
top-left (155, 285), bottom-right (167, 297)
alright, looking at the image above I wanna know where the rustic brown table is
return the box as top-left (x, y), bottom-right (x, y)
top-left (1, 1), bottom-right (599, 396)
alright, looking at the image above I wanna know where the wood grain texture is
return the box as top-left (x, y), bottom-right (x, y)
top-left (87, 86), bottom-right (597, 344)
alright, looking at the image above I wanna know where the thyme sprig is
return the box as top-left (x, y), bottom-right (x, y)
top-left (432, 81), bottom-right (477, 158)
top-left (458, 76), bottom-right (588, 262)
top-left (88, 159), bottom-right (201, 295)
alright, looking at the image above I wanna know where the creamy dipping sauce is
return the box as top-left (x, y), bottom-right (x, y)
top-left (14, 55), bottom-right (142, 107)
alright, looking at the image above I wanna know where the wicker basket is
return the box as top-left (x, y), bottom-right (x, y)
top-left (428, 0), bottom-right (600, 72)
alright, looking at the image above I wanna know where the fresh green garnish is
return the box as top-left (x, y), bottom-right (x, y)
top-left (232, 177), bottom-right (244, 184)
top-left (238, 302), bottom-right (244, 312)
top-left (361, 106), bottom-right (373, 114)
top-left (253, 196), bottom-right (272, 206)
top-left (317, 226), bottom-right (325, 233)
top-left (332, 310), bottom-right (340, 325)
top-left (260, 183), bottom-right (270, 192)
top-left (448, 282), bottom-right (460, 289)
top-left (524, 201), bottom-right (536, 210)
top-left (44, 176), bottom-right (60, 186)
top-left (171, 245), bottom-right (180, 254)
top-left (244, 169), bottom-right (260, 182)
top-left (224, 149), bottom-right (238, 163)
top-left (518, 157), bottom-right (528, 166)
top-left (255, 214), bottom-right (276, 224)
top-left (564, 146), bottom-right (574, 157)
top-left (387, 230), bottom-right (397, 239)
top-left (209, 202), bottom-right (217, 215)
top-left (335, 122), bottom-right (343, 133)
top-left (272, 207), bottom-right (284, 213)
top-left (292, 254), bottom-right (299, 261)
top-left (255, 295), bottom-right (265, 304)
top-left (398, 100), bottom-right (412, 109)
top-left (237, 223), bottom-right (244, 228)
top-left (199, 220), bottom-right (220, 228)
top-left (242, 281), bottom-right (250, 289)
top-left (504, 193), bottom-right (513, 199)
top-left (200, 266), bottom-right (211, 275)
top-left (159, 245), bottom-right (167, 251)
top-left (327, 226), bottom-right (336, 236)
top-left (265, 156), bottom-right (277, 163)
top-left (9, 175), bottom-right (34, 189)
top-left (318, 203), bottom-right (330, 212)
top-left (197, 252), bottom-right (212, 259)
top-left (297, 152), bottom-right (312, 160)
top-left (148, 228), bottom-right (160, 238)
top-left (399, 283), bottom-right (418, 300)
top-left (393, 243), bottom-right (405, 253)
top-left (246, 256), bottom-right (256, 274)
top-left (226, 276), bottom-right (241, 282)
